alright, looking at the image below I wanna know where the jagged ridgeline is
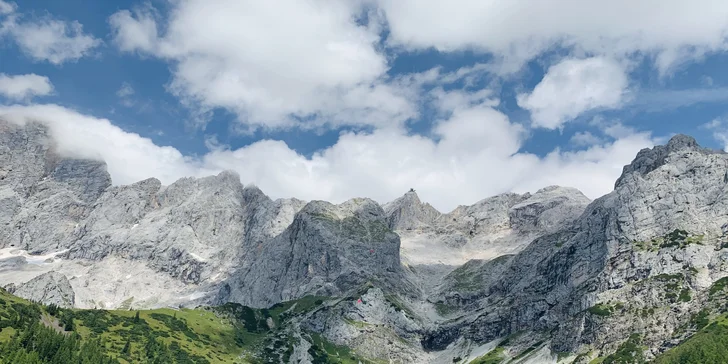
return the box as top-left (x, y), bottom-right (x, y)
top-left (3, 117), bottom-right (728, 363)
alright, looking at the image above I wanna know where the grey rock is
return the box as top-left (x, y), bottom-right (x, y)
top-left (387, 187), bottom-right (590, 267)
top-left (14, 271), bottom-right (75, 307)
top-left (383, 190), bottom-right (441, 231)
top-left (424, 134), bottom-right (728, 360)
top-left (218, 198), bottom-right (414, 307)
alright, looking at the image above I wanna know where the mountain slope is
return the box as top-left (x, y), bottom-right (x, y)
top-left (0, 286), bottom-right (384, 364)
top-left (421, 135), bottom-right (728, 362)
top-left (3, 116), bottom-right (728, 363)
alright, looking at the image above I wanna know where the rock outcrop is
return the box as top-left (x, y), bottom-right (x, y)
top-left (12, 271), bottom-right (75, 307)
top-left (218, 198), bottom-right (414, 307)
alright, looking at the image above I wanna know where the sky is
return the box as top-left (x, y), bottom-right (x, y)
top-left (2, 0), bottom-right (728, 212)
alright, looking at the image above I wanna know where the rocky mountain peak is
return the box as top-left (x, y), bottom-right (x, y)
top-left (615, 133), bottom-right (723, 188)
top-left (508, 185), bottom-right (590, 232)
top-left (665, 133), bottom-right (699, 150)
top-left (242, 184), bottom-right (272, 205)
top-left (382, 190), bottom-right (441, 231)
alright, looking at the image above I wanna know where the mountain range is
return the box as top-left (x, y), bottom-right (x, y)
top-left (1, 117), bottom-right (728, 363)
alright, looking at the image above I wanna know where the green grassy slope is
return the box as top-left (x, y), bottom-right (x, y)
top-left (0, 288), bottom-right (370, 363)
top-left (653, 314), bottom-right (728, 364)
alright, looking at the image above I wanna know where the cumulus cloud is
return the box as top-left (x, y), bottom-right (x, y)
top-left (0, 103), bottom-right (654, 212)
top-left (0, 1), bottom-right (99, 64)
top-left (0, 73), bottom-right (53, 100)
top-left (376, 0), bottom-right (728, 75)
top-left (102, 0), bottom-right (728, 136)
top-left (517, 57), bottom-right (629, 129)
top-left (108, 7), bottom-right (158, 53)
top-left (108, 1), bottom-right (419, 131)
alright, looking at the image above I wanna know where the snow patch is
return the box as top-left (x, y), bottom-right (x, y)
top-left (188, 252), bottom-right (206, 262)
top-left (0, 248), bottom-right (67, 266)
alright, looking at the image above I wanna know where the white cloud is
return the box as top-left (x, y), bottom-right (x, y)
top-left (517, 57), bottom-right (629, 129)
top-left (108, 1), bottom-right (418, 131)
top-left (376, 0), bottom-right (728, 75)
top-left (0, 0), bottom-right (15, 15)
top-left (0, 103), bottom-right (654, 212)
top-left (703, 118), bottom-right (728, 150)
top-left (108, 7), bottom-right (158, 53)
top-left (0, 2), bottom-right (100, 64)
top-left (116, 83), bottom-right (134, 98)
top-left (570, 131), bottom-right (603, 147)
top-left (0, 104), bottom-right (201, 184)
top-left (0, 73), bottom-right (53, 101)
top-left (100, 1), bottom-right (728, 136)
top-left (116, 82), bottom-right (135, 107)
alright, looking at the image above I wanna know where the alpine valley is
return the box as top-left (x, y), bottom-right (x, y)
top-left (2, 117), bottom-right (728, 364)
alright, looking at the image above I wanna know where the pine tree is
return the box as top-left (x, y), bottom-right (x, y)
top-left (61, 311), bottom-right (74, 331)
top-left (134, 311), bottom-right (140, 324)
top-left (121, 339), bottom-right (131, 355)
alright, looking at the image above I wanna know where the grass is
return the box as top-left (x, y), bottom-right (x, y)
top-left (600, 333), bottom-right (645, 364)
top-left (587, 303), bottom-right (615, 317)
top-left (0, 288), bottom-right (374, 364)
top-left (653, 273), bottom-right (684, 281)
top-left (709, 277), bottom-right (728, 298)
top-left (690, 309), bottom-right (711, 330)
top-left (678, 289), bottom-right (692, 302)
top-left (633, 229), bottom-right (703, 251)
top-left (654, 314), bottom-right (728, 363)
top-left (74, 306), bottom-right (246, 363)
top-left (307, 332), bottom-right (382, 364)
top-left (470, 346), bottom-right (505, 364)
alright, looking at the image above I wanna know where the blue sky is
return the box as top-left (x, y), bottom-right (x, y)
top-left (2, 0), bottom-right (728, 211)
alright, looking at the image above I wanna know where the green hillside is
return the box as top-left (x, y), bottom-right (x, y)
top-left (653, 313), bottom-right (728, 364)
top-left (0, 288), bottom-right (368, 363)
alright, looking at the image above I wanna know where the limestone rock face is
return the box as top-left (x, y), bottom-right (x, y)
top-left (0, 120), bottom-right (307, 308)
top-left (383, 191), bottom-right (441, 231)
top-left (218, 198), bottom-right (413, 307)
top-left (67, 170), bottom-right (248, 285)
top-left (0, 121), bottom-right (112, 254)
top-left (422, 134), bottom-right (728, 361)
top-left (13, 271), bottom-right (75, 308)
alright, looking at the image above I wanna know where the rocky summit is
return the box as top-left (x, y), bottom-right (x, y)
top-left (2, 117), bottom-right (728, 363)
